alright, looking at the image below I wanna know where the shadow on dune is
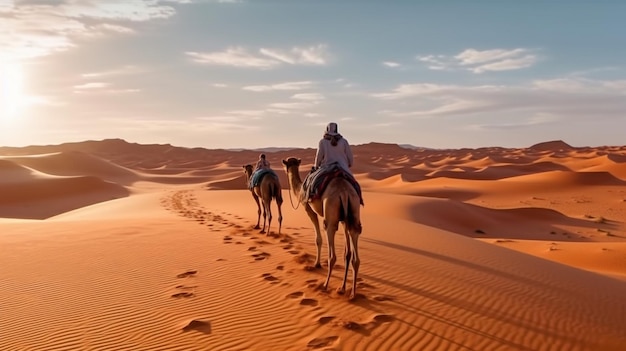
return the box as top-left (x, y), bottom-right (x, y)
top-left (0, 176), bottom-right (130, 220)
top-left (406, 200), bottom-right (618, 242)
top-left (4, 151), bottom-right (140, 186)
top-left (357, 238), bottom-right (610, 350)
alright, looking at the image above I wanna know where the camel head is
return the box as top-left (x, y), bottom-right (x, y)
top-left (282, 157), bottom-right (301, 174)
top-left (242, 164), bottom-right (253, 180)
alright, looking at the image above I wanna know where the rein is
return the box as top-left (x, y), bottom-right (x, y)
top-left (287, 186), bottom-right (301, 210)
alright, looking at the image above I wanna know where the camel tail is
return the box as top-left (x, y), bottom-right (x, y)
top-left (271, 176), bottom-right (283, 202)
top-left (341, 193), bottom-right (362, 235)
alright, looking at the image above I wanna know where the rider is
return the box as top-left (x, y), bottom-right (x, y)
top-left (313, 122), bottom-right (353, 174)
top-left (305, 122), bottom-right (362, 204)
top-left (250, 153), bottom-right (271, 189)
top-left (255, 153), bottom-right (270, 171)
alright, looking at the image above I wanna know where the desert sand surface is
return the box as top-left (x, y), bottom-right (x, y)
top-left (1, 139), bottom-right (625, 351)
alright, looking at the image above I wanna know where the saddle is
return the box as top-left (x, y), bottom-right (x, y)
top-left (301, 163), bottom-right (364, 205)
top-left (250, 169), bottom-right (276, 188)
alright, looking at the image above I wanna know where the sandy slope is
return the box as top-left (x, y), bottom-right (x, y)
top-left (1, 139), bottom-right (625, 350)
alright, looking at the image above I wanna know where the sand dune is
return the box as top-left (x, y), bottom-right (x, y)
top-left (1, 139), bottom-right (625, 350)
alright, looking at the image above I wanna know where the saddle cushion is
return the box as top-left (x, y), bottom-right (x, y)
top-left (301, 163), bottom-right (364, 205)
top-left (250, 169), bottom-right (276, 188)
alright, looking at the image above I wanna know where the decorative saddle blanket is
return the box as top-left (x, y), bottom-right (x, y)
top-left (300, 163), bottom-right (364, 205)
top-left (250, 169), bottom-right (276, 188)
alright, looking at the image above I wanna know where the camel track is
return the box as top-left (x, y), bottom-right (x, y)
top-left (161, 189), bottom-right (396, 349)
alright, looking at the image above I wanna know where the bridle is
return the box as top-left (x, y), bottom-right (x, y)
top-left (287, 185), bottom-right (301, 210)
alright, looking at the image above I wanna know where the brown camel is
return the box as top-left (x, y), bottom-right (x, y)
top-left (282, 157), bottom-right (362, 299)
top-left (243, 165), bottom-right (283, 235)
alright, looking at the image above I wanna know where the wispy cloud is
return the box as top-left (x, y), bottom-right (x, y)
top-left (266, 91), bottom-right (325, 111)
top-left (468, 113), bottom-right (561, 131)
top-left (74, 82), bottom-right (111, 90)
top-left (268, 102), bottom-right (317, 110)
top-left (62, 1), bottom-right (176, 22)
top-left (73, 82), bottom-right (140, 94)
top-left (417, 48), bottom-right (538, 73)
top-left (81, 65), bottom-right (144, 78)
top-left (372, 77), bottom-right (626, 121)
top-left (259, 44), bottom-right (329, 65)
top-left (382, 61), bottom-right (401, 68)
top-left (242, 81), bottom-right (314, 92)
top-left (103, 116), bottom-right (259, 134)
top-left (0, 0), bottom-right (180, 61)
top-left (186, 47), bottom-right (279, 69)
top-left (187, 44), bottom-right (330, 69)
top-left (291, 93), bottom-right (325, 101)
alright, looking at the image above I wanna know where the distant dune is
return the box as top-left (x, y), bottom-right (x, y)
top-left (1, 139), bottom-right (625, 351)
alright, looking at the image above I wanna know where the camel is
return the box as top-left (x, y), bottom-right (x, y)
top-left (282, 157), bottom-right (362, 299)
top-left (243, 165), bottom-right (283, 235)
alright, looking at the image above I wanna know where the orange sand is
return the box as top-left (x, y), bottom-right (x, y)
top-left (1, 139), bottom-right (625, 350)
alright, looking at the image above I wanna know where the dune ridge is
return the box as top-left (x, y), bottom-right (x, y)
top-left (1, 139), bottom-right (625, 350)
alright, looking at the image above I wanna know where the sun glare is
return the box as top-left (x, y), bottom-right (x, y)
top-left (1, 62), bottom-right (25, 122)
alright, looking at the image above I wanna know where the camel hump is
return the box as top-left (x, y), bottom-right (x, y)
top-left (302, 163), bottom-right (364, 205)
top-left (250, 169), bottom-right (277, 187)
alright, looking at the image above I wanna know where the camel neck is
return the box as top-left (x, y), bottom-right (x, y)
top-left (287, 169), bottom-right (303, 197)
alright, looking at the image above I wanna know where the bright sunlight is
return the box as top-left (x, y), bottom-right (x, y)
top-left (0, 62), bottom-right (25, 122)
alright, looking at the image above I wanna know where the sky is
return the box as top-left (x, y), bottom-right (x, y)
top-left (1, 0), bottom-right (625, 150)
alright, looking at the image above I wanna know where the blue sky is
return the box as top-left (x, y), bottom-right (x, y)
top-left (1, 0), bottom-right (625, 149)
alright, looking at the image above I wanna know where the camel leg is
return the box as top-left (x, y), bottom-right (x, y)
top-left (323, 221), bottom-right (338, 291)
top-left (252, 192), bottom-right (261, 229)
top-left (276, 195), bottom-right (283, 236)
top-left (339, 227), bottom-right (352, 295)
top-left (264, 198), bottom-right (272, 235)
top-left (260, 200), bottom-right (267, 233)
top-left (305, 205), bottom-right (322, 268)
top-left (349, 232), bottom-right (361, 300)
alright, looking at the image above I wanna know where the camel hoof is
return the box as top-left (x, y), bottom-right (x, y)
top-left (254, 225), bottom-right (260, 229)
top-left (314, 263), bottom-right (322, 269)
top-left (336, 287), bottom-right (346, 295)
top-left (260, 230), bottom-right (266, 234)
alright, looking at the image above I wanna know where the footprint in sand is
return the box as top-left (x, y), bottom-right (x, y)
top-left (251, 252), bottom-right (271, 261)
top-left (307, 336), bottom-right (338, 349)
top-left (176, 270), bottom-right (197, 278)
top-left (175, 285), bottom-right (197, 290)
top-left (171, 292), bottom-right (194, 298)
top-left (305, 279), bottom-right (321, 289)
top-left (261, 273), bottom-right (280, 282)
top-left (318, 316), bottom-right (335, 325)
top-left (287, 291), bottom-right (304, 299)
top-left (372, 295), bottom-right (394, 302)
top-left (372, 314), bottom-right (394, 323)
top-left (182, 319), bottom-right (212, 334)
top-left (300, 298), bottom-right (319, 306)
top-left (248, 246), bottom-right (257, 251)
top-left (357, 281), bottom-right (376, 289)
